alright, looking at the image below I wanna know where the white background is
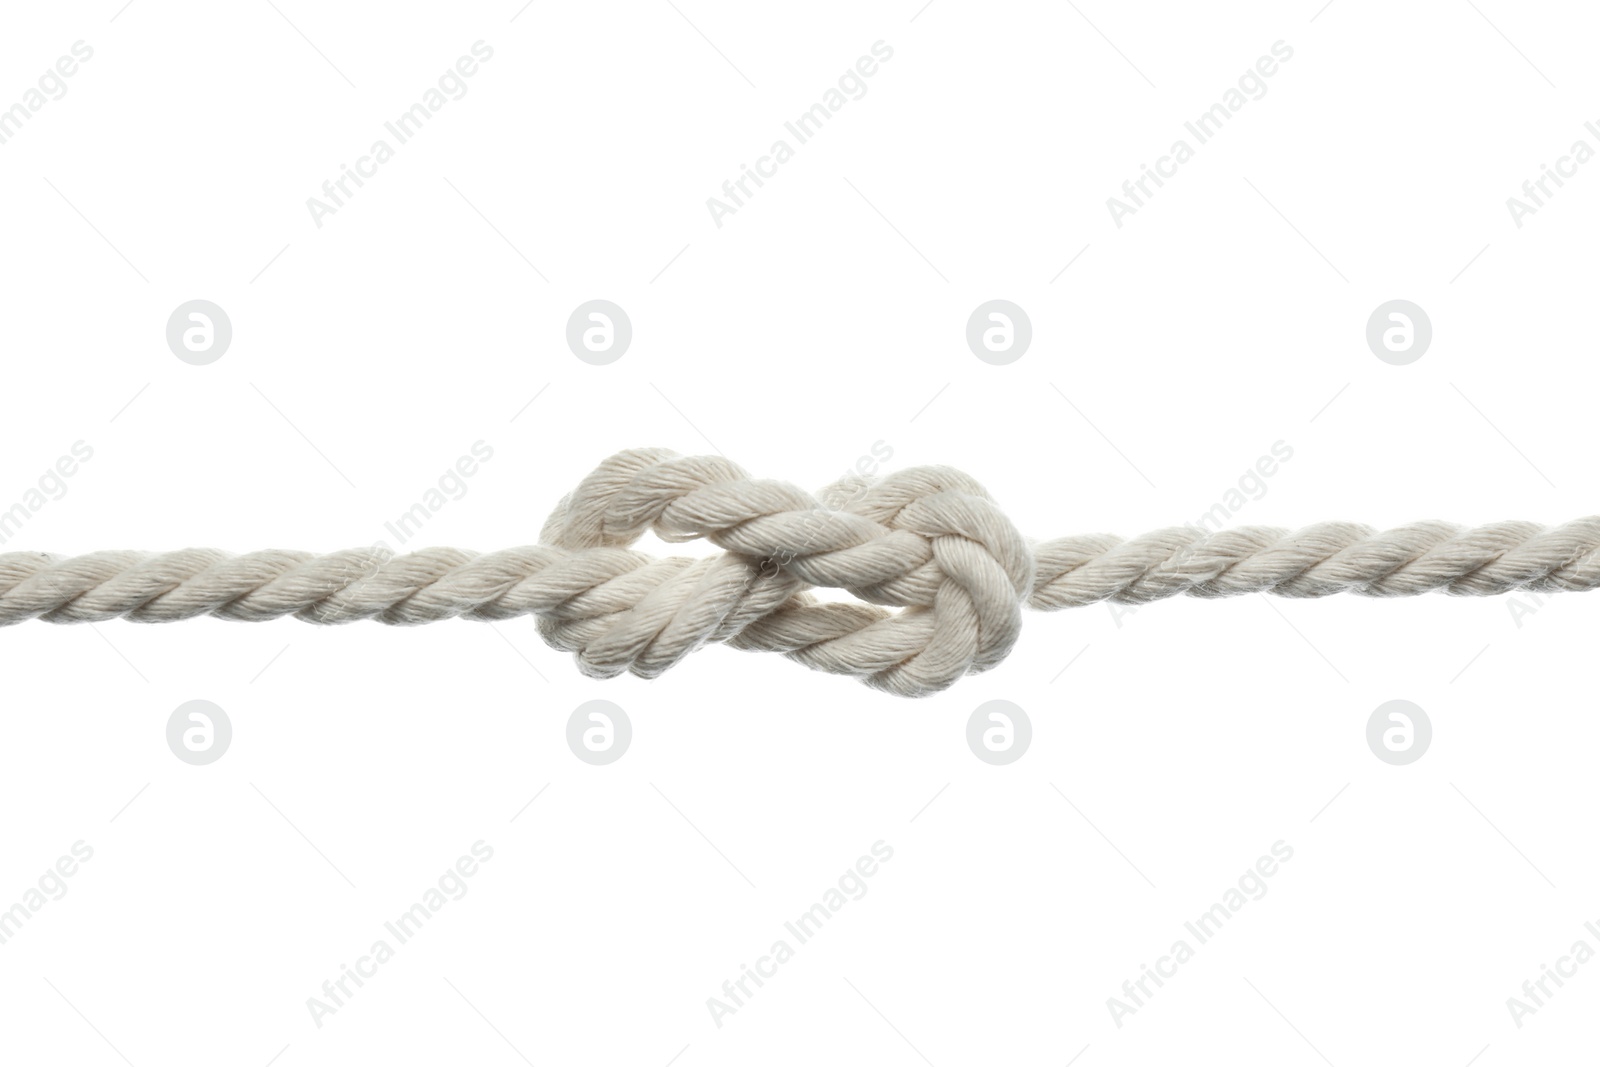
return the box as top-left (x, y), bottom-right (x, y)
top-left (1, 1), bottom-right (1598, 1064)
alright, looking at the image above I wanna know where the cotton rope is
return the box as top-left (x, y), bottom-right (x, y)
top-left (3, 448), bottom-right (1596, 696)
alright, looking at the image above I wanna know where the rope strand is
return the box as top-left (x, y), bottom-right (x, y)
top-left (4, 449), bottom-right (1596, 696)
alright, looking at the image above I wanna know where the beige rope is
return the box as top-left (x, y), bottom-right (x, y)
top-left (3, 448), bottom-right (1597, 696)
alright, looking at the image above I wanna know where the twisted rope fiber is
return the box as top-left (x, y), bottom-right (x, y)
top-left (4, 448), bottom-right (1598, 696)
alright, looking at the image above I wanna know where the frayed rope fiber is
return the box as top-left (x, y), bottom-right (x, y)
top-left (4, 448), bottom-right (1599, 697)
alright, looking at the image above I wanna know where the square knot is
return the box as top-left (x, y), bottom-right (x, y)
top-left (536, 448), bottom-right (1035, 696)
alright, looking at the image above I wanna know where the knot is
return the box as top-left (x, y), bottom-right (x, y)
top-left (11, 446), bottom-right (1594, 697)
top-left (536, 449), bottom-right (1034, 696)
